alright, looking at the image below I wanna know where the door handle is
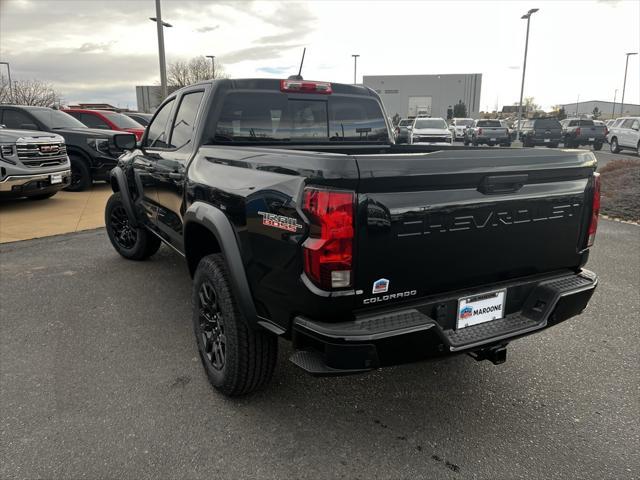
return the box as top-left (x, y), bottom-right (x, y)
top-left (168, 172), bottom-right (182, 180)
top-left (478, 174), bottom-right (528, 195)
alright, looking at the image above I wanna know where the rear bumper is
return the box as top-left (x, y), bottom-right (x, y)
top-left (290, 270), bottom-right (597, 375)
top-left (524, 137), bottom-right (561, 145)
top-left (476, 136), bottom-right (510, 143)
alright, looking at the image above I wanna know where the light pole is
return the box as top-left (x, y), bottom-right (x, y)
top-left (351, 54), bottom-right (359, 85)
top-left (150, 0), bottom-right (173, 100)
top-left (206, 55), bottom-right (215, 79)
top-left (611, 89), bottom-right (617, 119)
top-left (576, 94), bottom-right (580, 116)
top-left (515, 8), bottom-right (539, 142)
top-left (620, 52), bottom-right (638, 116)
top-left (0, 61), bottom-right (12, 103)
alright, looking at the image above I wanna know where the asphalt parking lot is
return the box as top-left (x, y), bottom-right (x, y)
top-left (1, 218), bottom-right (638, 479)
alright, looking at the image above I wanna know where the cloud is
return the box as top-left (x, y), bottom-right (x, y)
top-left (76, 41), bottom-right (115, 53)
top-left (221, 44), bottom-right (304, 65)
top-left (256, 66), bottom-right (297, 75)
top-left (195, 25), bottom-right (220, 33)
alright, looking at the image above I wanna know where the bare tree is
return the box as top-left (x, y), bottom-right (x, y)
top-left (0, 76), bottom-right (61, 107)
top-left (167, 55), bottom-right (228, 88)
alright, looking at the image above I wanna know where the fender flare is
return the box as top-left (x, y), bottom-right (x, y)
top-left (109, 166), bottom-right (139, 228)
top-left (183, 202), bottom-right (261, 329)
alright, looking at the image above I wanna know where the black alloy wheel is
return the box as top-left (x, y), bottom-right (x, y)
top-left (109, 204), bottom-right (138, 250)
top-left (197, 281), bottom-right (226, 371)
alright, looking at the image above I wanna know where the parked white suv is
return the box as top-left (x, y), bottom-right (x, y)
top-left (607, 117), bottom-right (640, 155)
top-left (410, 117), bottom-right (453, 145)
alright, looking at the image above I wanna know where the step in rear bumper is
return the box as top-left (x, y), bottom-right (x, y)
top-left (290, 270), bottom-right (597, 375)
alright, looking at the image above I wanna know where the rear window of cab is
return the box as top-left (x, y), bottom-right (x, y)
top-left (211, 92), bottom-right (389, 143)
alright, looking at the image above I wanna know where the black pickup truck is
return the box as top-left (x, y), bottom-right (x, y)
top-left (105, 78), bottom-right (600, 397)
top-left (0, 105), bottom-right (134, 191)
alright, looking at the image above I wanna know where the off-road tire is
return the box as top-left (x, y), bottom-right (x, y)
top-left (65, 155), bottom-right (92, 192)
top-left (593, 142), bottom-right (603, 151)
top-left (105, 192), bottom-right (161, 260)
top-left (192, 254), bottom-right (278, 396)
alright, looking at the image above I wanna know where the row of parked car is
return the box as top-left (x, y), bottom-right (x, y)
top-left (0, 106), bottom-right (149, 200)
top-left (394, 115), bottom-right (640, 155)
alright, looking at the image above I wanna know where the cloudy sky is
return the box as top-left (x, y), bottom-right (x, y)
top-left (1, 0), bottom-right (638, 110)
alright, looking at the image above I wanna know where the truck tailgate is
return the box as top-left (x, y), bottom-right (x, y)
top-left (353, 148), bottom-right (597, 300)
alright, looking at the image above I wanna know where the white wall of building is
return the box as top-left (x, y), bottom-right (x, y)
top-left (363, 74), bottom-right (482, 120)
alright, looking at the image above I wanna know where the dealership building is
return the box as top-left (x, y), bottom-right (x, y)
top-left (363, 74), bottom-right (482, 119)
top-left (559, 100), bottom-right (640, 119)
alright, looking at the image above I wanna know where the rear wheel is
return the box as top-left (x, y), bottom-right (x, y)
top-left (463, 137), bottom-right (469, 146)
top-left (105, 192), bottom-right (160, 260)
top-left (610, 137), bottom-right (620, 153)
top-left (193, 254), bottom-right (278, 396)
top-left (564, 137), bottom-right (573, 148)
top-left (593, 141), bottom-right (603, 151)
top-left (65, 155), bottom-right (92, 192)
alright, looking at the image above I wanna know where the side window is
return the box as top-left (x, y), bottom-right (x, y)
top-left (169, 91), bottom-right (204, 149)
top-left (569, 120), bottom-right (578, 127)
top-left (328, 97), bottom-right (388, 142)
top-left (80, 113), bottom-right (110, 129)
top-left (621, 119), bottom-right (633, 128)
top-left (146, 99), bottom-right (175, 148)
top-left (2, 110), bottom-right (37, 129)
top-left (631, 120), bottom-right (639, 130)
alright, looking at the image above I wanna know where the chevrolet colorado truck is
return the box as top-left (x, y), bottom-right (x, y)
top-left (0, 127), bottom-right (71, 199)
top-left (105, 78), bottom-right (599, 397)
top-left (0, 105), bottom-right (136, 191)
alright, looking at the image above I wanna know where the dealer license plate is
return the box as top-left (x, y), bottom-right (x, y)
top-left (490, 138), bottom-right (496, 141)
top-left (50, 173), bottom-right (63, 184)
top-left (544, 138), bottom-right (550, 142)
top-left (457, 289), bottom-right (506, 329)
top-left (588, 137), bottom-right (595, 141)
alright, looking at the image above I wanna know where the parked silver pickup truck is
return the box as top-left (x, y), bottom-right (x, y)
top-left (560, 118), bottom-right (607, 150)
top-left (463, 119), bottom-right (511, 147)
top-left (0, 127), bottom-right (71, 199)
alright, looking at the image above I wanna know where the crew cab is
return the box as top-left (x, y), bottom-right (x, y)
top-left (519, 118), bottom-right (563, 148)
top-left (463, 119), bottom-right (511, 146)
top-left (0, 127), bottom-right (71, 199)
top-left (561, 118), bottom-right (607, 150)
top-left (105, 78), bottom-right (599, 397)
top-left (63, 109), bottom-right (145, 141)
top-left (0, 105), bottom-right (136, 191)
top-left (607, 116), bottom-right (639, 155)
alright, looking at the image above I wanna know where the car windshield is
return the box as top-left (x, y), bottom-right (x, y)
top-left (477, 120), bottom-right (501, 127)
top-left (414, 119), bottom-right (447, 129)
top-left (30, 109), bottom-right (86, 129)
top-left (101, 111), bottom-right (143, 129)
top-left (399, 119), bottom-right (412, 126)
top-left (455, 119), bottom-right (473, 126)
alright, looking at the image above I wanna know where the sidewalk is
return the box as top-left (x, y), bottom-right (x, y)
top-left (0, 184), bottom-right (112, 243)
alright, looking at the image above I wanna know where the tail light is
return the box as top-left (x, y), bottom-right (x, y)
top-left (302, 187), bottom-right (355, 289)
top-left (604, 127), bottom-right (609, 136)
top-left (280, 79), bottom-right (332, 94)
top-left (587, 173), bottom-right (601, 247)
top-left (395, 127), bottom-right (400, 135)
top-left (478, 128), bottom-right (483, 135)
top-left (575, 127), bottom-right (581, 136)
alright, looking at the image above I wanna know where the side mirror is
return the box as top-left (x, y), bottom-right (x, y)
top-left (19, 123), bottom-right (39, 130)
top-left (113, 133), bottom-right (137, 150)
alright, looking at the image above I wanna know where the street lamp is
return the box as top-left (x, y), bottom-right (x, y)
top-left (206, 55), bottom-right (215, 79)
top-left (351, 54), bottom-right (359, 85)
top-left (515, 8), bottom-right (539, 142)
top-left (149, 0), bottom-right (173, 100)
top-left (620, 52), bottom-right (638, 116)
top-left (0, 61), bottom-right (12, 103)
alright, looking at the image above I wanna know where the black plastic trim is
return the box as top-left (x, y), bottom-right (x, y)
top-left (110, 166), bottom-right (138, 228)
